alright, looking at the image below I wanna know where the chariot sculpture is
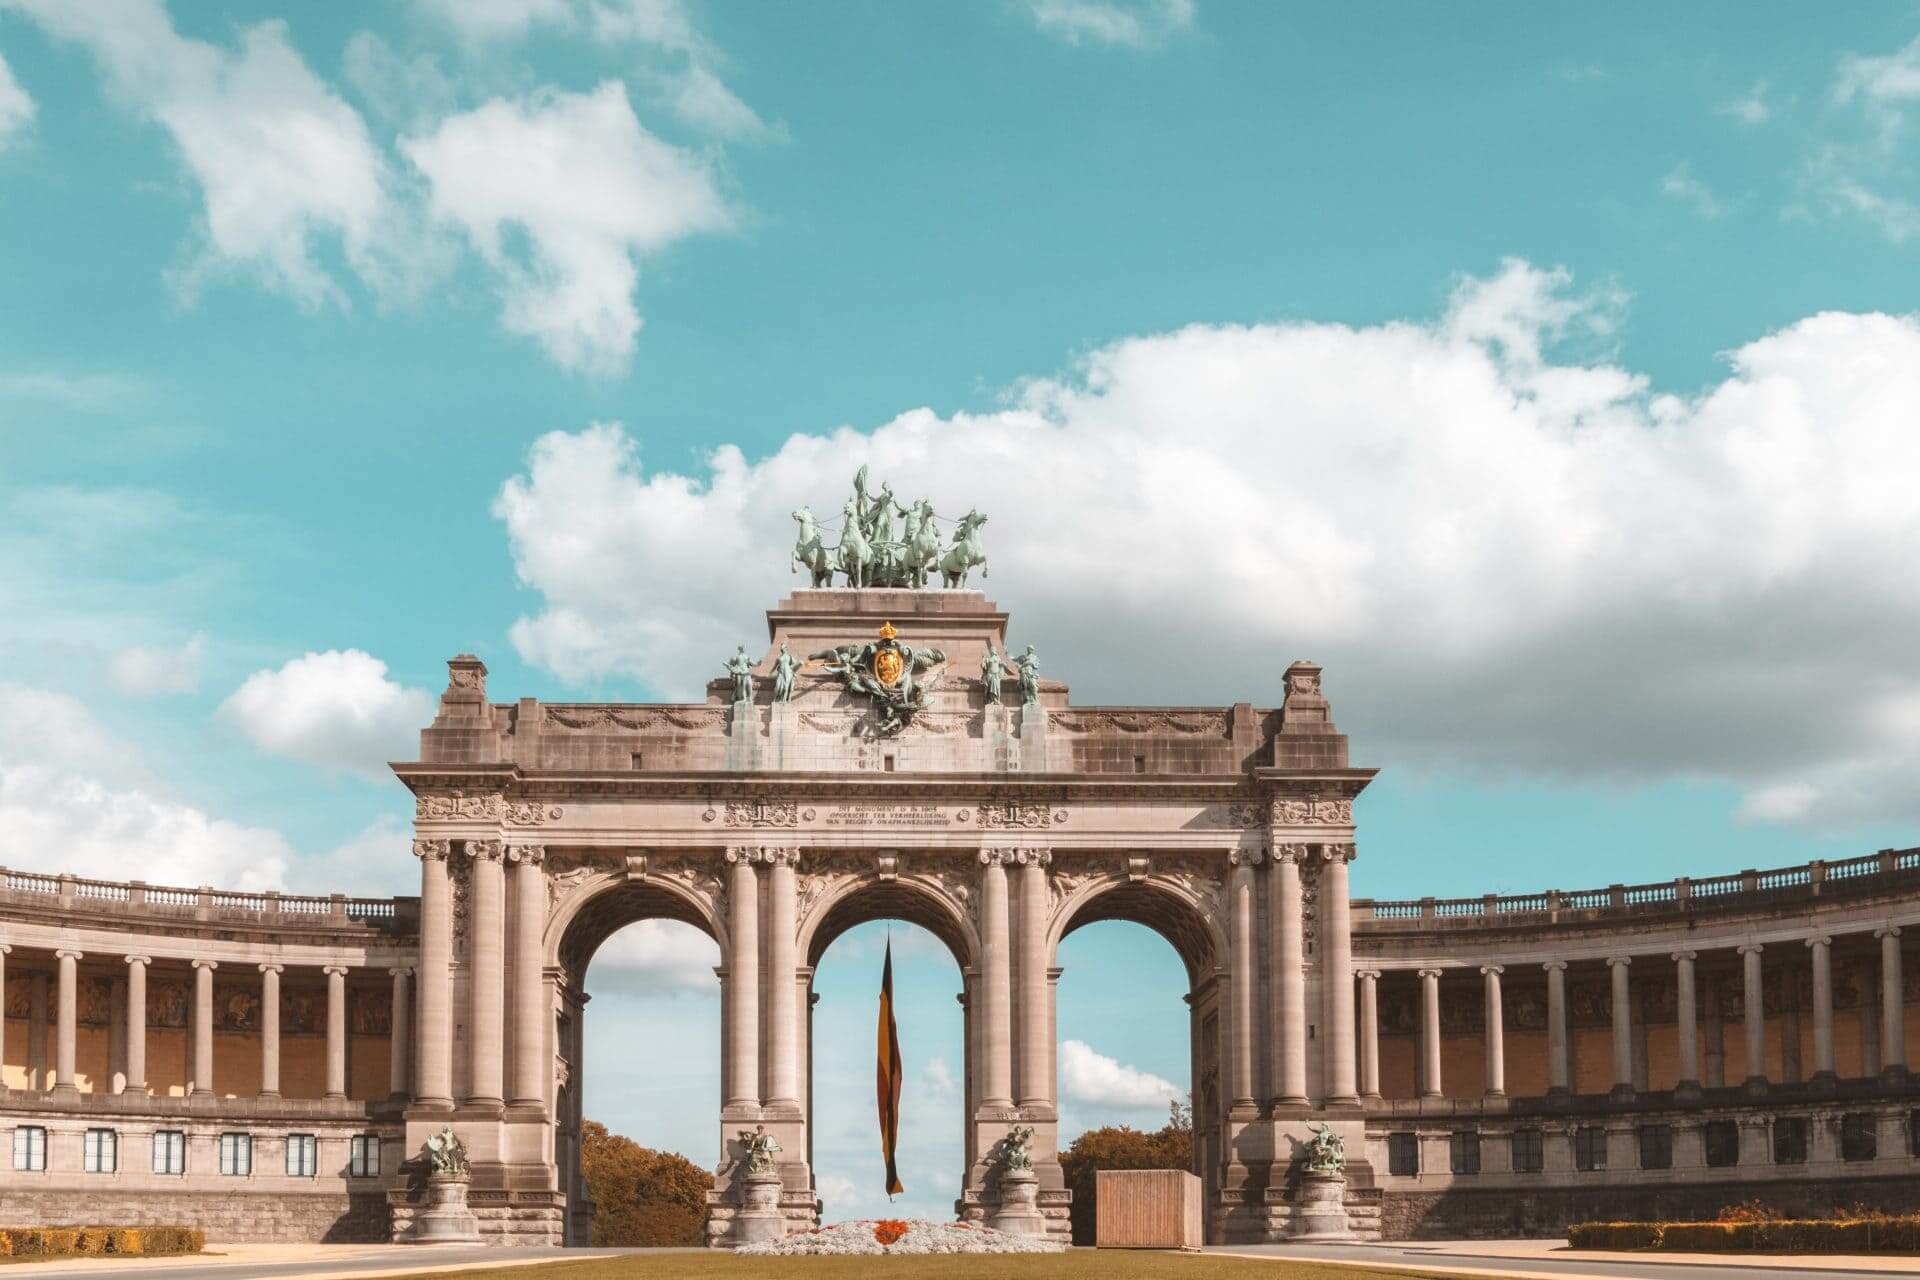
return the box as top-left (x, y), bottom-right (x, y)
top-left (790, 467), bottom-right (988, 589)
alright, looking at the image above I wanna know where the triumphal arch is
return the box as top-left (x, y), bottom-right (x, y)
top-left (399, 475), bottom-right (1374, 1245)
top-left (6, 474), bottom-right (1916, 1244)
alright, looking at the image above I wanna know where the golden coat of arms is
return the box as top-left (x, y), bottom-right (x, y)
top-left (807, 620), bottom-right (946, 737)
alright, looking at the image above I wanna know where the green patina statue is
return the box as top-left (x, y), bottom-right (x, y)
top-left (1301, 1122), bottom-right (1345, 1175)
top-left (788, 469), bottom-right (986, 590)
top-left (724, 645), bottom-right (755, 704)
top-left (1015, 644), bottom-right (1040, 706)
top-left (771, 641), bottom-right (799, 703)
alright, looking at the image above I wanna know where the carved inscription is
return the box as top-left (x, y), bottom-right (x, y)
top-left (822, 804), bottom-right (954, 829)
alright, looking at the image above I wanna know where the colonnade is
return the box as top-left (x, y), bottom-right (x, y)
top-left (0, 943), bottom-right (406, 1101)
top-left (411, 839), bottom-right (548, 1110)
top-left (1353, 925), bottom-right (1908, 1101)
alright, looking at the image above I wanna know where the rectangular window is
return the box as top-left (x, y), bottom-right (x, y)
top-left (1771, 1117), bottom-right (1807, 1164)
top-left (1705, 1119), bottom-right (1741, 1167)
top-left (1840, 1113), bottom-right (1877, 1162)
top-left (285, 1134), bottom-right (317, 1178)
top-left (1387, 1132), bottom-right (1419, 1176)
top-left (12, 1126), bottom-right (46, 1172)
top-left (1573, 1125), bottom-right (1607, 1171)
top-left (1449, 1131), bottom-right (1480, 1175)
top-left (83, 1128), bottom-right (117, 1174)
top-left (1510, 1128), bottom-right (1544, 1174)
top-left (152, 1130), bottom-right (186, 1175)
top-left (218, 1132), bottom-right (252, 1177)
top-left (1637, 1124), bottom-right (1672, 1170)
top-left (349, 1134), bottom-right (381, 1179)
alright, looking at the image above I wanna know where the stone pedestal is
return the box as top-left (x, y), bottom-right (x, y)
top-left (989, 1170), bottom-right (1047, 1236)
top-left (733, 1172), bottom-right (787, 1246)
top-left (408, 1173), bottom-right (481, 1244)
top-left (1289, 1171), bottom-right (1353, 1240)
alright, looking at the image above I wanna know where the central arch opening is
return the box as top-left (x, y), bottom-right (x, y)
top-left (800, 874), bottom-right (977, 1225)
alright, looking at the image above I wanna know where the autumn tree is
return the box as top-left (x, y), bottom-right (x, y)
top-left (579, 1121), bottom-right (714, 1246)
top-left (1058, 1101), bottom-right (1194, 1245)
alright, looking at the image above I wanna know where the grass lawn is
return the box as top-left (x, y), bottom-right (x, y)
top-left (380, 1257), bottom-right (1436, 1280)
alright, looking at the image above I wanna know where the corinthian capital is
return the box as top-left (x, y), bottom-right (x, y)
top-left (506, 844), bottom-right (545, 865)
top-left (412, 838), bottom-right (451, 862)
top-left (978, 847), bottom-right (1016, 867)
top-left (1269, 842), bottom-right (1308, 865)
top-left (1228, 847), bottom-right (1265, 868)
top-left (1011, 847), bottom-right (1051, 867)
top-left (465, 839), bottom-right (504, 861)
top-left (1320, 842), bottom-right (1356, 864)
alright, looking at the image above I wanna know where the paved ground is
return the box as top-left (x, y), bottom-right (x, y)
top-left (7, 1244), bottom-right (641, 1279)
top-left (1213, 1241), bottom-right (1920, 1280)
top-left (16, 1240), bottom-right (1919, 1279)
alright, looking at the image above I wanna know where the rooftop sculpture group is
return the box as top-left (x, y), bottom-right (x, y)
top-left (791, 466), bottom-right (988, 589)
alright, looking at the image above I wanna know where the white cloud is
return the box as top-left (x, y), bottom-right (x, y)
top-left (1827, 178), bottom-right (1920, 244)
top-left (664, 63), bottom-right (778, 141)
top-left (1661, 162), bottom-right (1726, 219)
top-left (0, 370), bottom-right (144, 411)
top-left (219, 650), bottom-right (432, 778)
top-left (0, 48), bottom-right (35, 148)
top-left (920, 1055), bottom-right (958, 1099)
top-left (342, 31), bottom-right (456, 132)
top-left (1025, 0), bottom-right (1195, 48)
top-left (1717, 81), bottom-right (1772, 126)
top-left (4, 0), bottom-right (424, 308)
top-left (491, 260), bottom-right (1920, 829)
top-left (590, 919), bottom-right (720, 995)
top-left (1835, 34), bottom-right (1920, 115)
top-left (1059, 1039), bottom-right (1181, 1109)
top-left (0, 682), bottom-right (398, 894)
top-left (108, 632), bottom-right (206, 696)
top-left (403, 81), bottom-right (731, 375)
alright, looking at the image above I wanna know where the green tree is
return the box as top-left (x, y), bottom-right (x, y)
top-left (579, 1121), bottom-right (714, 1246)
top-left (1058, 1101), bottom-right (1195, 1245)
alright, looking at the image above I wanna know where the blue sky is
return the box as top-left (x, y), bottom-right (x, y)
top-left (4, 0), bottom-right (1920, 1223)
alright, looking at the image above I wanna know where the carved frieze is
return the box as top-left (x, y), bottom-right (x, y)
top-left (723, 799), bottom-right (800, 828)
top-left (977, 800), bottom-right (1061, 829)
top-left (415, 790), bottom-right (501, 822)
top-left (1271, 798), bottom-right (1354, 826)
top-left (543, 706), bottom-right (726, 732)
top-left (1048, 711), bottom-right (1228, 735)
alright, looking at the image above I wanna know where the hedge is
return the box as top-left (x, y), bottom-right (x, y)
top-left (1569, 1216), bottom-right (1920, 1253)
top-left (0, 1226), bottom-right (205, 1257)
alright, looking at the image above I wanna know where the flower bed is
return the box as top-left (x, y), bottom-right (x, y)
top-left (740, 1219), bottom-right (1066, 1255)
top-left (0, 1226), bottom-right (205, 1257)
top-left (1569, 1216), bottom-right (1920, 1253)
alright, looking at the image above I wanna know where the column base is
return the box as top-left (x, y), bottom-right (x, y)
top-left (1742, 1075), bottom-right (1769, 1097)
top-left (257, 1090), bottom-right (281, 1102)
top-left (1808, 1070), bottom-right (1839, 1096)
top-left (1879, 1064), bottom-right (1909, 1087)
top-left (189, 1087), bottom-right (214, 1098)
top-left (324, 1092), bottom-right (348, 1102)
top-left (1483, 1089), bottom-right (1507, 1101)
top-left (1673, 1080), bottom-right (1702, 1104)
top-left (1608, 1084), bottom-right (1635, 1102)
top-left (49, 1083), bottom-right (80, 1100)
top-left (412, 1095), bottom-right (455, 1111)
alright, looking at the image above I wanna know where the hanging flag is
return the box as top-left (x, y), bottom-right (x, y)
top-left (876, 937), bottom-right (906, 1197)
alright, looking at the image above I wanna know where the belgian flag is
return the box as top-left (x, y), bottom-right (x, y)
top-left (876, 938), bottom-right (905, 1197)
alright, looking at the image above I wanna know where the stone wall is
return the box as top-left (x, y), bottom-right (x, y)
top-left (0, 1189), bottom-right (389, 1242)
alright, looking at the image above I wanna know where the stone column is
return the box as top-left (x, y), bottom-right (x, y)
top-left (1271, 844), bottom-right (1308, 1105)
top-left (1418, 968), bottom-right (1443, 1099)
top-left (1320, 844), bottom-right (1358, 1104)
top-left (324, 965), bottom-right (348, 1100)
top-left (1481, 964), bottom-right (1505, 1099)
top-left (509, 844), bottom-right (548, 1109)
top-left (765, 848), bottom-right (801, 1112)
top-left (1015, 848), bottom-right (1052, 1110)
top-left (1807, 934), bottom-right (1835, 1085)
top-left (1544, 960), bottom-right (1569, 1095)
top-left (414, 839), bottom-right (454, 1108)
top-left (27, 972), bottom-right (46, 1091)
top-left (724, 848), bottom-right (761, 1109)
top-left (1738, 943), bottom-right (1766, 1090)
top-left (191, 959), bottom-right (216, 1097)
top-left (388, 968), bottom-right (412, 1100)
top-left (1227, 849), bottom-right (1260, 1109)
top-left (467, 839), bottom-right (506, 1106)
top-left (53, 949), bottom-right (81, 1095)
top-left (1877, 927), bottom-right (1905, 1080)
top-left (1355, 969), bottom-right (1381, 1100)
top-left (1606, 956), bottom-right (1633, 1098)
top-left (123, 955), bottom-right (148, 1095)
top-left (978, 849), bottom-right (1014, 1108)
top-left (1672, 950), bottom-right (1699, 1094)
top-left (0, 946), bottom-right (7, 1075)
top-left (258, 963), bottom-right (282, 1099)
